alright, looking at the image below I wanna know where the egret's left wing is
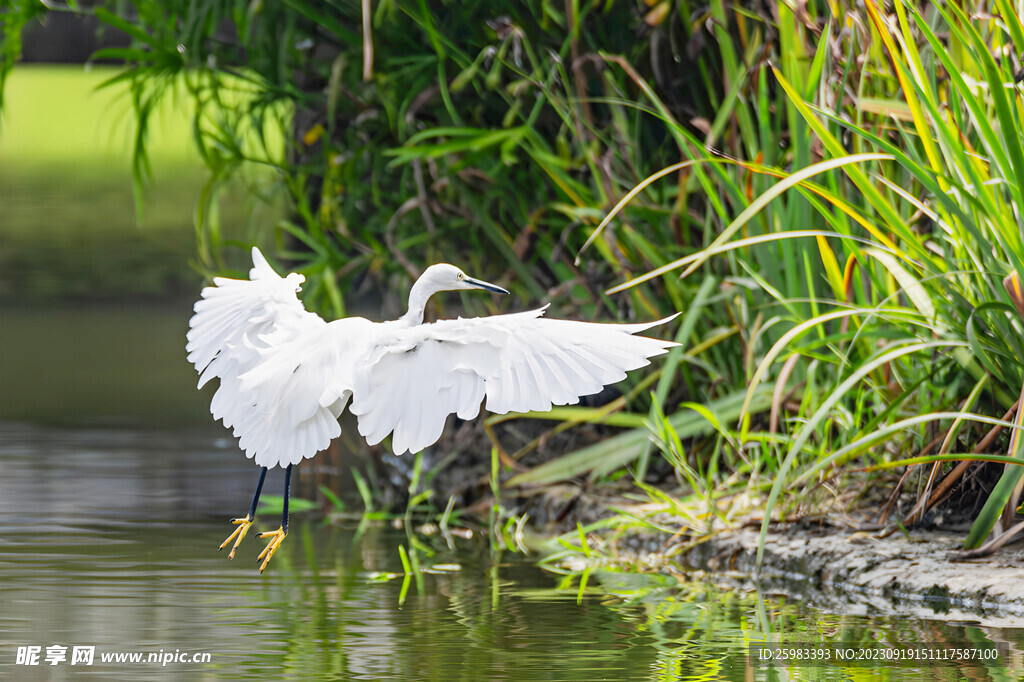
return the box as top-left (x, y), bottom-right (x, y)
top-left (349, 307), bottom-right (679, 455)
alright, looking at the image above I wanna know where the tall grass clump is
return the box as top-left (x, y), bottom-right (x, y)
top-left (590, 0), bottom-right (1024, 561)
top-left (22, 1), bottom-right (691, 319)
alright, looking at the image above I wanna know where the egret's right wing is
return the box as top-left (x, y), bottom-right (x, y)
top-left (350, 308), bottom-right (679, 455)
top-left (186, 248), bottom-right (341, 467)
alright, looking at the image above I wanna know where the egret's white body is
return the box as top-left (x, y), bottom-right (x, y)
top-left (187, 248), bottom-right (679, 469)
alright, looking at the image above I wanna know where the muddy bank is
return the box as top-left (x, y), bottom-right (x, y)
top-left (658, 526), bottom-right (1024, 628)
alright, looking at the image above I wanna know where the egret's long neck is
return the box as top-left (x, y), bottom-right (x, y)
top-left (398, 277), bottom-right (435, 326)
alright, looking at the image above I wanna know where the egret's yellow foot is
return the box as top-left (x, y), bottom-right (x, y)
top-left (256, 526), bottom-right (287, 573)
top-left (219, 515), bottom-right (254, 559)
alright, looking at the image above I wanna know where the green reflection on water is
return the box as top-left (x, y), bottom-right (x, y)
top-left (1, 424), bottom-right (1022, 680)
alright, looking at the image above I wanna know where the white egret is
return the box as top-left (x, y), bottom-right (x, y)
top-left (187, 248), bottom-right (678, 571)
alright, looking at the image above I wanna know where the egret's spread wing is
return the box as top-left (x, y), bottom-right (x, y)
top-left (187, 248), bottom-right (350, 467)
top-left (350, 308), bottom-right (679, 455)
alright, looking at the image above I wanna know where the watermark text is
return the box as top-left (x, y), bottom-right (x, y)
top-left (16, 645), bottom-right (211, 666)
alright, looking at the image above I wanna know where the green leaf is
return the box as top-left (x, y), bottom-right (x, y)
top-left (507, 387), bottom-right (776, 486)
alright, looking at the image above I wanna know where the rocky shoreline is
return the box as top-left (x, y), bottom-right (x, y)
top-left (640, 525), bottom-right (1024, 628)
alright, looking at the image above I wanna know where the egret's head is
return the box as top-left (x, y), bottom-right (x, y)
top-left (419, 264), bottom-right (509, 295)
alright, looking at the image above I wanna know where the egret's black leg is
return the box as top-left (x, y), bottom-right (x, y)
top-left (281, 464), bottom-right (293, 533)
top-left (219, 466), bottom-right (269, 559)
top-left (257, 463), bottom-right (293, 573)
top-left (246, 466), bottom-right (269, 520)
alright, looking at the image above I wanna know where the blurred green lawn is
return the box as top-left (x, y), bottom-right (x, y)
top-left (0, 65), bottom-right (277, 303)
top-left (1, 65), bottom-right (198, 168)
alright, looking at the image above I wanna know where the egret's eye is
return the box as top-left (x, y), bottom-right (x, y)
top-left (457, 272), bottom-right (464, 280)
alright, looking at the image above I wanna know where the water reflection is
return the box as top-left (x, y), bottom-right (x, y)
top-left (2, 423), bottom-right (1023, 679)
top-left (0, 423), bottom-right (661, 679)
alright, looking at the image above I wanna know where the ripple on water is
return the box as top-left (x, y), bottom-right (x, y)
top-left (2, 424), bottom-right (1023, 680)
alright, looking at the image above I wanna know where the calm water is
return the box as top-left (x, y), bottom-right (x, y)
top-left (1, 421), bottom-right (1023, 680)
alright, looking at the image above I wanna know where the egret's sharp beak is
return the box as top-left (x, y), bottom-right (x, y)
top-left (465, 276), bottom-right (509, 295)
